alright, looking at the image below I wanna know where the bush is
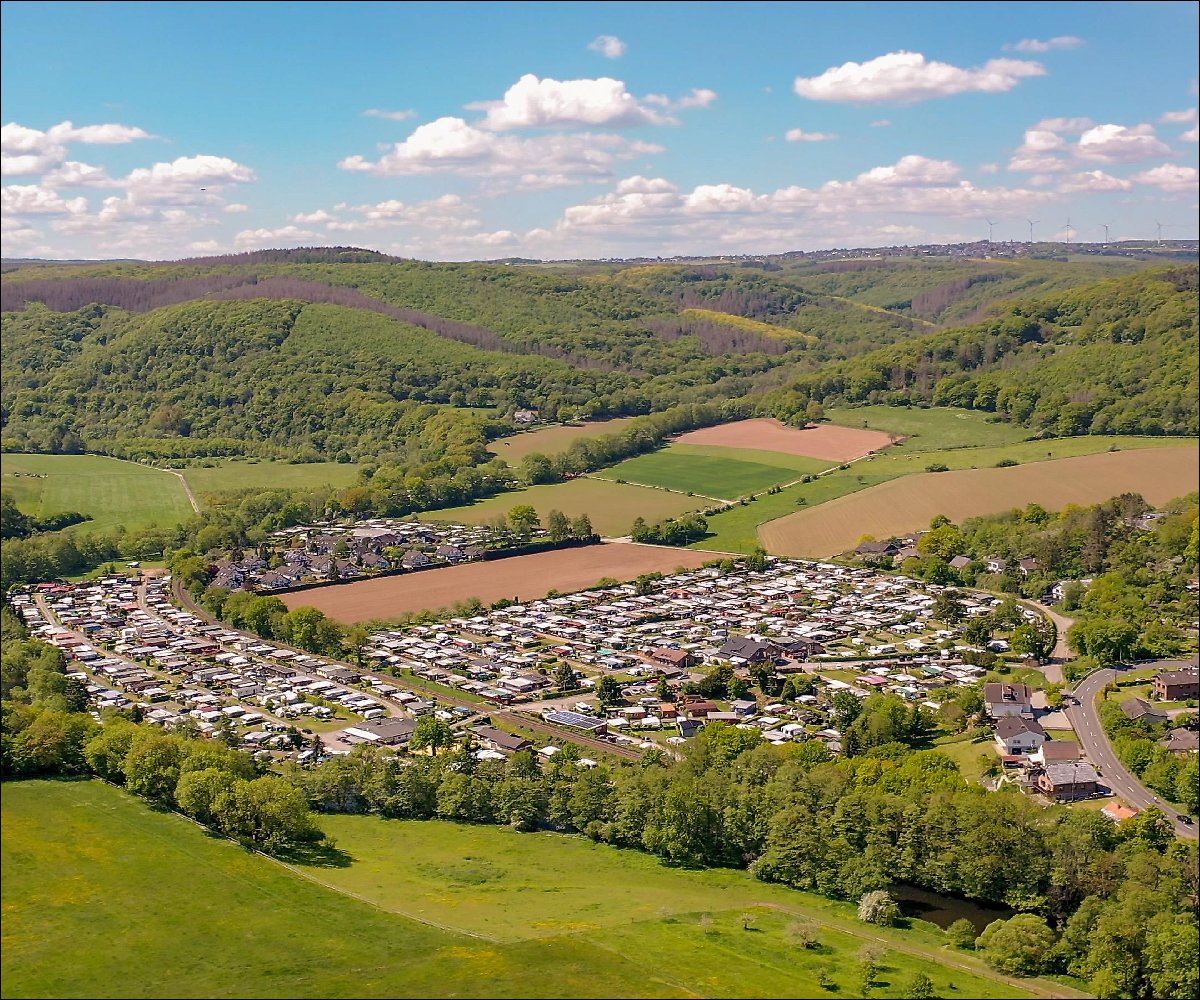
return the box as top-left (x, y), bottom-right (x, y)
top-left (947, 917), bottom-right (977, 949)
top-left (857, 889), bottom-right (900, 927)
top-left (976, 914), bottom-right (1055, 976)
top-left (925, 463), bottom-right (950, 473)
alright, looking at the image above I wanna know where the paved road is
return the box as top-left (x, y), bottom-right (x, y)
top-left (1041, 606), bottom-right (1076, 684)
top-left (1066, 666), bottom-right (1197, 840)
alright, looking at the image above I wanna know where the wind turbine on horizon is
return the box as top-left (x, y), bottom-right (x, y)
top-left (1027, 219), bottom-right (1039, 244)
top-left (985, 218), bottom-right (998, 244)
top-left (1155, 220), bottom-right (1168, 246)
top-left (1063, 216), bottom-right (1074, 249)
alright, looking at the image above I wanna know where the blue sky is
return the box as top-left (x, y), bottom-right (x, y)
top-left (2, 1), bottom-right (1197, 260)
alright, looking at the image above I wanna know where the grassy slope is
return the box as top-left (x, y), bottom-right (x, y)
top-left (825, 406), bottom-right (1034, 451)
top-left (0, 780), bottom-right (680, 1000)
top-left (0, 454), bottom-right (192, 533)
top-left (2, 780), bottom-right (1053, 1000)
top-left (693, 433), bottom-right (1195, 554)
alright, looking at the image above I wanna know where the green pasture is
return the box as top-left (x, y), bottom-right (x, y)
top-left (595, 444), bottom-right (831, 499)
top-left (429, 477), bottom-right (703, 537)
top-left (182, 459), bottom-right (363, 497)
top-left (1, 780), bottom-right (1050, 999)
top-left (825, 406), bottom-right (1035, 451)
top-left (0, 454), bottom-right (193, 533)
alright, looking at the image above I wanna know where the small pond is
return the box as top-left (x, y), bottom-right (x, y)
top-left (891, 883), bottom-right (1015, 933)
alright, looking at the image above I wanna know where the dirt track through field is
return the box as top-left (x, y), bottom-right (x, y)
top-left (759, 446), bottom-right (1200, 558)
top-left (674, 418), bottom-right (895, 462)
top-left (282, 543), bottom-right (717, 622)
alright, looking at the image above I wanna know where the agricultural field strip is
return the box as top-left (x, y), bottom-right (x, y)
top-left (694, 434), bottom-right (1196, 554)
top-left (406, 477), bottom-right (705, 540)
top-left (486, 417), bottom-right (643, 463)
top-left (759, 446), bottom-right (1200, 559)
top-left (285, 544), bottom-right (716, 621)
top-left (593, 444), bottom-right (836, 502)
top-left (674, 419), bottom-right (896, 463)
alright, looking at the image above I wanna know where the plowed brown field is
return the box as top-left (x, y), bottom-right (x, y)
top-left (282, 543), bottom-right (719, 622)
top-left (674, 418), bottom-right (895, 462)
top-left (759, 446), bottom-right (1200, 558)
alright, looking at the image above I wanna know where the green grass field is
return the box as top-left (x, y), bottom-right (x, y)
top-left (592, 444), bottom-right (830, 499)
top-left (934, 733), bottom-right (998, 785)
top-left (430, 478), bottom-right (704, 537)
top-left (0, 454), bottom-right (193, 533)
top-left (826, 406), bottom-right (1039, 452)
top-left (693, 434), bottom-right (1196, 554)
top-left (2, 780), bottom-right (1053, 999)
top-left (181, 459), bottom-right (363, 497)
top-left (595, 444), bottom-right (831, 499)
top-left (488, 417), bottom-right (643, 463)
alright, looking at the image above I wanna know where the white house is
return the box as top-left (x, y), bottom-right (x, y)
top-left (994, 716), bottom-right (1046, 754)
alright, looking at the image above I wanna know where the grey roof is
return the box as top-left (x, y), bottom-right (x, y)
top-left (1160, 728), bottom-right (1200, 753)
top-left (995, 716), bottom-right (1045, 739)
top-left (1043, 761), bottom-right (1099, 786)
top-left (984, 682), bottom-right (1033, 706)
top-left (1120, 697), bottom-right (1167, 721)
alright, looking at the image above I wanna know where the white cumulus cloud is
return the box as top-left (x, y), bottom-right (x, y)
top-left (1076, 123), bottom-right (1172, 163)
top-left (587, 35), bottom-right (626, 59)
top-left (234, 225), bottom-right (318, 249)
top-left (1132, 163), bottom-right (1199, 194)
top-left (1007, 36), bottom-right (1084, 53)
top-left (474, 74), bottom-right (672, 129)
top-left (1057, 170), bottom-right (1134, 193)
top-left (339, 116), bottom-right (661, 185)
top-left (785, 128), bottom-right (838, 142)
top-left (1, 120), bottom-right (152, 176)
top-left (41, 160), bottom-right (115, 188)
top-left (363, 108), bottom-right (417, 121)
top-left (123, 154), bottom-right (257, 204)
top-left (1159, 107), bottom-right (1197, 124)
top-left (1034, 116), bottom-right (1095, 134)
top-left (793, 51), bottom-right (1045, 103)
top-left (2, 183), bottom-right (89, 215)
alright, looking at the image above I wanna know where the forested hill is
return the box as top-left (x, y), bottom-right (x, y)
top-left (1, 252), bottom-right (1195, 460)
top-left (766, 266), bottom-right (1199, 436)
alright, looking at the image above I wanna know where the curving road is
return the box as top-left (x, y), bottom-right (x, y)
top-left (1066, 666), bottom-right (1197, 840)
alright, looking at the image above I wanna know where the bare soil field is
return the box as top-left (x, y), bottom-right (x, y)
top-left (283, 543), bottom-right (718, 622)
top-left (759, 446), bottom-right (1200, 559)
top-left (674, 418), bottom-right (895, 462)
